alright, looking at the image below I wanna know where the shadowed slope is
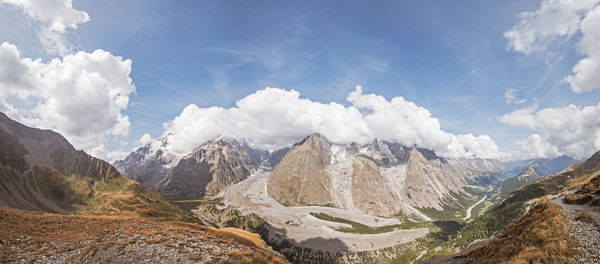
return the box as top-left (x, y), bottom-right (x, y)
top-left (0, 112), bottom-right (190, 221)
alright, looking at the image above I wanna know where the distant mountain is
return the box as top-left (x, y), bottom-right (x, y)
top-left (116, 137), bottom-right (288, 201)
top-left (117, 132), bottom-right (506, 219)
top-left (113, 139), bottom-right (179, 189)
top-left (267, 134), bottom-right (506, 218)
top-left (498, 165), bottom-right (540, 197)
top-left (504, 155), bottom-right (577, 177)
top-left (159, 138), bottom-right (264, 200)
top-left (0, 112), bottom-right (187, 220)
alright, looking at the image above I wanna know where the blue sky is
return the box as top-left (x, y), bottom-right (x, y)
top-left (1, 0), bottom-right (600, 161)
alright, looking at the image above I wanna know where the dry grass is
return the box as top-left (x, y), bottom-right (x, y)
top-left (460, 200), bottom-right (578, 264)
top-left (564, 193), bottom-right (594, 204)
top-left (575, 211), bottom-right (599, 228)
top-left (0, 205), bottom-right (289, 263)
top-left (218, 227), bottom-right (268, 247)
top-left (566, 170), bottom-right (600, 193)
top-left (564, 172), bottom-right (600, 206)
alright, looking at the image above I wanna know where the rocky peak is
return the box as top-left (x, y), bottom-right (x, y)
top-left (499, 164), bottom-right (541, 197)
top-left (159, 137), bottom-right (262, 200)
top-left (294, 133), bottom-right (330, 149)
top-left (267, 133), bottom-right (333, 206)
top-left (519, 165), bottom-right (538, 178)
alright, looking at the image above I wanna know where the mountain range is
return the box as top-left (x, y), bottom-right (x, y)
top-left (116, 133), bottom-right (507, 219)
top-left (503, 155), bottom-right (578, 177)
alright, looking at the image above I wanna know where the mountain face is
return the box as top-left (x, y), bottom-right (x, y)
top-left (159, 139), bottom-right (263, 200)
top-left (0, 113), bottom-right (185, 220)
top-left (117, 137), bottom-right (282, 201)
top-left (504, 155), bottom-right (577, 177)
top-left (266, 134), bottom-right (334, 206)
top-left (113, 140), bottom-right (179, 189)
top-left (267, 134), bottom-right (504, 217)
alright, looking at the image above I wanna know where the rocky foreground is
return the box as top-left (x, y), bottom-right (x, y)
top-left (0, 206), bottom-right (288, 264)
top-left (556, 198), bottom-right (600, 264)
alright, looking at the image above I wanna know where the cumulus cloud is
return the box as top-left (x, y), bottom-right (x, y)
top-left (564, 5), bottom-right (600, 93)
top-left (504, 0), bottom-right (598, 54)
top-left (139, 133), bottom-right (153, 146)
top-left (153, 85), bottom-right (505, 159)
top-left (500, 102), bottom-right (600, 159)
top-left (504, 0), bottom-right (600, 93)
top-left (88, 144), bottom-right (130, 164)
top-left (515, 134), bottom-right (561, 159)
top-left (0, 0), bottom-right (90, 55)
top-left (0, 42), bottom-right (136, 161)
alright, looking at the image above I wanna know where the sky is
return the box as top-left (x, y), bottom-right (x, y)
top-left (0, 0), bottom-right (599, 162)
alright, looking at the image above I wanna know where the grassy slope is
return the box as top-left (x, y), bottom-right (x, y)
top-left (459, 200), bottom-right (577, 264)
top-left (445, 172), bottom-right (570, 250)
top-left (62, 173), bottom-right (196, 222)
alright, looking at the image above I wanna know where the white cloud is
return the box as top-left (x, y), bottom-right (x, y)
top-left (504, 0), bottom-right (598, 54)
top-left (139, 133), bottom-right (152, 146)
top-left (504, 88), bottom-right (527, 104)
top-left (0, 0), bottom-right (90, 55)
top-left (564, 5), bottom-right (600, 93)
top-left (0, 42), bottom-right (136, 161)
top-left (504, 0), bottom-right (600, 93)
top-left (515, 134), bottom-right (561, 159)
top-left (154, 85), bottom-right (505, 159)
top-left (88, 144), bottom-right (129, 163)
top-left (500, 102), bottom-right (600, 159)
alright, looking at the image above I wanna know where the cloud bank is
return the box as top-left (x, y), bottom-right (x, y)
top-left (504, 0), bottom-right (600, 93)
top-left (0, 0), bottom-right (90, 55)
top-left (500, 102), bottom-right (600, 159)
top-left (155, 86), bottom-right (505, 159)
top-left (0, 42), bottom-right (136, 160)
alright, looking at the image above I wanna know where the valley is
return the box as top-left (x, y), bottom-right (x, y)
top-left (462, 195), bottom-right (486, 221)
top-left (224, 171), bottom-right (430, 252)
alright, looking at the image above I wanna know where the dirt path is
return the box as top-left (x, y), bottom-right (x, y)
top-left (224, 171), bottom-right (429, 252)
top-left (552, 196), bottom-right (600, 264)
top-left (463, 195), bottom-right (486, 221)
